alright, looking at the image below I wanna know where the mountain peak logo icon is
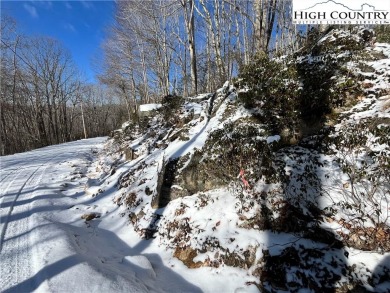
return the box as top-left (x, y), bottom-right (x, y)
top-left (301, 0), bottom-right (384, 12)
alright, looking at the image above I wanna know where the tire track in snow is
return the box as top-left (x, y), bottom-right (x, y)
top-left (0, 149), bottom-right (81, 251)
top-left (0, 139), bottom-right (105, 291)
top-left (0, 156), bottom-right (55, 253)
top-left (0, 151), bottom-right (67, 291)
top-left (0, 168), bottom-right (26, 199)
top-left (0, 152), bottom-right (51, 191)
top-left (0, 166), bottom-right (48, 291)
top-left (0, 166), bottom-right (27, 196)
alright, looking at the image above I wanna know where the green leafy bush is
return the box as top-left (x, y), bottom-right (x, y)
top-left (204, 121), bottom-right (280, 184)
top-left (238, 53), bottom-right (300, 134)
top-left (296, 54), bottom-right (339, 121)
top-left (161, 94), bottom-right (183, 123)
top-left (374, 25), bottom-right (390, 43)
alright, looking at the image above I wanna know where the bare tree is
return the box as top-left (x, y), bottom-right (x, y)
top-left (181, 0), bottom-right (198, 94)
top-left (98, 0), bottom-right (303, 104)
top-left (1, 16), bottom-right (124, 155)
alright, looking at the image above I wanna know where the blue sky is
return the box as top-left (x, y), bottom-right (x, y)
top-left (1, 1), bottom-right (115, 82)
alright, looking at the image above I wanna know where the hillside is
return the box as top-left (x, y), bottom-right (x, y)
top-left (76, 28), bottom-right (389, 292)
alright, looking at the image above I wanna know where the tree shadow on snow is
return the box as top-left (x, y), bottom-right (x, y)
top-left (1, 150), bottom-right (201, 293)
top-left (3, 222), bottom-right (202, 293)
top-left (258, 28), bottom-right (357, 292)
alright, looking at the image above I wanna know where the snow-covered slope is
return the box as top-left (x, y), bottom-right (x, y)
top-left (1, 28), bottom-right (389, 293)
top-left (95, 29), bottom-right (389, 293)
top-left (0, 138), bottom-right (215, 292)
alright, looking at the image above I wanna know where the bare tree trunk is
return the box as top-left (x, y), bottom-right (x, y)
top-left (206, 29), bottom-right (212, 92)
top-left (80, 100), bottom-right (87, 139)
top-left (266, 0), bottom-right (277, 52)
top-left (181, 0), bottom-right (198, 95)
top-left (198, 0), bottom-right (225, 84)
top-left (243, 9), bottom-right (250, 64)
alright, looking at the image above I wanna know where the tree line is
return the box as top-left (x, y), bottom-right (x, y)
top-left (1, 1), bottom-right (322, 155)
top-left (99, 0), bottom-right (310, 121)
top-left (1, 16), bottom-right (126, 156)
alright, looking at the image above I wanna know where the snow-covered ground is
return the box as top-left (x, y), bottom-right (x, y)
top-left (86, 32), bottom-right (389, 293)
top-left (1, 29), bottom-right (389, 293)
top-left (0, 137), bottom-right (258, 292)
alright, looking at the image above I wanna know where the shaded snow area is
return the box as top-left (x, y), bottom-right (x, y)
top-left (1, 30), bottom-right (389, 293)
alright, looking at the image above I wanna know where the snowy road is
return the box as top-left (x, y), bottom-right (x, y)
top-left (0, 139), bottom-right (107, 292)
top-left (0, 138), bottom-right (207, 293)
top-left (0, 138), bottom-right (260, 293)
